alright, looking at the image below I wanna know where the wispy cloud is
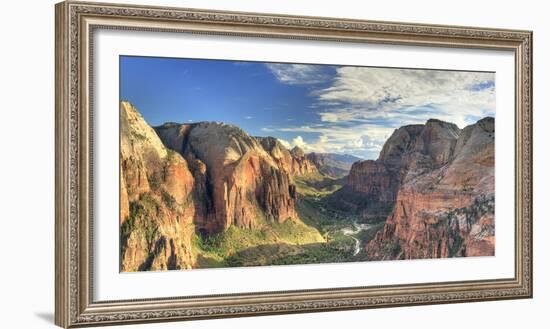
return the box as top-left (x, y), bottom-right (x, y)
top-left (265, 63), bottom-right (333, 85)
top-left (317, 67), bottom-right (495, 128)
top-left (276, 123), bottom-right (392, 159)
top-left (266, 64), bottom-right (494, 159)
top-left (244, 116), bottom-right (253, 120)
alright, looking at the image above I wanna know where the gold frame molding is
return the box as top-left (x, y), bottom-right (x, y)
top-left (55, 1), bottom-right (533, 327)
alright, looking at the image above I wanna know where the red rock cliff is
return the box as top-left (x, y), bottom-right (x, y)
top-left (334, 119), bottom-right (464, 223)
top-left (365, 117), bottom-right (495, 260)
top-left (155, 122), bottom-right (298, 235)
top-left (119, 101), bottom-right (196, 271)
top-left (256, 136), bottom-right (318, 176)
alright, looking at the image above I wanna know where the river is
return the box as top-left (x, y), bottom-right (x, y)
top-left (340, 223), bottom-right (373, 256)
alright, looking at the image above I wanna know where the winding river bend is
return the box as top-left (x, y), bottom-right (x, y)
top-left (340, 223), bottom-right (373, 256)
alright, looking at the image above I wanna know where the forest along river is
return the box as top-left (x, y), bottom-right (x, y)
top-left (340, 223), bottom-right (373, 256)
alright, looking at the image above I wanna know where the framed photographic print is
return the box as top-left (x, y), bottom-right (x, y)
top-left (55, 1), bottom-right (533, 327)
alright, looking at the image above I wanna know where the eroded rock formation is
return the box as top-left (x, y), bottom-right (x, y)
top-left (364, 117), bottom-right (495, 259)
top-left (256, 137), bottom-right (318, 176)
top-left (119, 101), bottom-right (195, 271)
top-left (154, 122), bottom-right (299, 235)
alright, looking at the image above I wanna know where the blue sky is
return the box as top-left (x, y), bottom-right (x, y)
top-left (120, 56), bottom-right (495, 159)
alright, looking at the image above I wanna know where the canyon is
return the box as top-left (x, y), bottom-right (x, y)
top-left (119, 101), bottom-right (495, 271)
top-left (353, 118), bottom-right (495, 259)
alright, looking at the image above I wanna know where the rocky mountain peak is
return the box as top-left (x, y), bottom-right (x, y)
top-left (378, 124), bottom-right (424, 167)
top-left (476, 116), bottom-right (495, 132)
top-left (256, 136), bottom-right (281, 153)
top-left (306, 152), bottom-right (362, 178)
top-left (365, 116), bottom-right (495, 259)
top-left (154, 122), bottom-right (192, 154)
top-left (426, 118), bottom-right (459, 129)
top-left (290, 146), bottom-right (306, 158)
top-left (337, 117), bottom-right (495, 224)
top-left (119, 101), bottom-right (197, 271)
top-left (417, 118), bottom-right (460, 166)
top-left (152, 116), bottom-right (300, 234)
top-left (120, 101), bottom-right (168, 160)
top-left (378, 118), bottom-right (461, 168)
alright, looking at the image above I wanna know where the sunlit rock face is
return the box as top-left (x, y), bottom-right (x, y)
top-left (256, 137), bottom-right (318, 176)
top-left (364, 118), bottom-right (495, 260)
top-left (155, 121), bottom-right (299, 235)
top-left (120, 101), bottom-right (195, 271)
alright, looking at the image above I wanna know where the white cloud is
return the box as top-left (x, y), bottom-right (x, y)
top-left (275, 124), bottom-right (391, 159)
top-left (267, 66), bottom-right (495, 159)
top-left (317, 67), bottom-right (495, 128)
top-left (279, 136), bottom-right (308, 150)
top-left (265, 63), bottom-right (331, 85)
top-left (278, 124), bottom-right (393, 146)
top-left (244, 116), bottom-right (253, 120)
top-left (278, 138), bottom-right (292, 149)
top-left (292, 136), bottom-right (307, 148)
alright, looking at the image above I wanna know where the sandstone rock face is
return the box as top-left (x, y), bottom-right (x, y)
top-left (346, 160), bottom-right (397, 202)
top-left (153, 122), bottom-right (192, 154)
top-left (378, 124), bottom-right (425, 170)
top-left (364, 118), bottom-right (495, 260)
top-left (290, 146), bottom-right (318, 175)
top-left (256, 137), bottom-right (318, 176)
top-left (334, 119), bottom-right (468, 223)
top-left (119, 101), bottom-right (195, 271)
top-left (155, 122), bottom-right (298, 235)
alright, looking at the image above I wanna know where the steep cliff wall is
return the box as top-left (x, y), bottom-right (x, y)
top-left (155, 122), bottom-right (299, 235)
top-left (119, 101), bottom-right (195, 271)
top-left (333, 119), bottom-right (465, 223)
top-left (365, 118), bottom-right (495, 259)
top-left (256, 136), bottom-right (318, 176)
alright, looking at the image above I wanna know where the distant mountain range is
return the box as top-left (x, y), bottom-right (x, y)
top-left (306, 152), bottom-right (362, 178)
top-left (119, 101), bottom-right (495, 271)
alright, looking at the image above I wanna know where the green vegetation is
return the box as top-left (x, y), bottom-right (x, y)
top-left (166, 149), bottom-right (177, 161)
top-left (191, 234), bottom-right (226, 268)
top-left (433, 195), bottom-right (495, 257)
top-left (191, 219), bottom-right (325, 268)
top-left (131, 131), bottom-right (147, 141)
top-left (355, 222), bottom-right (385, 246)
top-left (296, 197), bottom-right (355, 234)
top-left (232, 239), bottom-right (357, 267)
top-left (325, 186), bottom-right (395, 223)
top-left (125, 167), bottom-right (391, 269)
top-left (221, 230), bottom-right (358, 267)
top-left (119, 211), bottom-right (135, 262)
top-left (186, 176), bottom-right (386, 268)
top-left (201, 219), bottom-right (324, 255)
top-left (292, 172), bottom-right (342, 197)
top-left (147, 173), bottom-right (162, 191)
top-left (160, 189), bottom-right (176, 210)
top-left (120, 193), bottom-right (162, 270)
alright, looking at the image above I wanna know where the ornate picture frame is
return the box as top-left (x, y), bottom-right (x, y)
top-left (55, 1), bottom-right (532, 327)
